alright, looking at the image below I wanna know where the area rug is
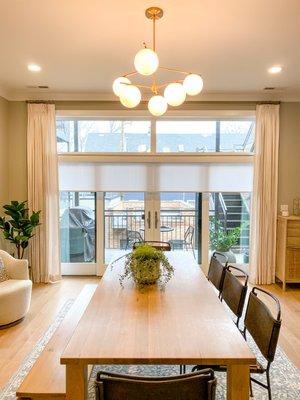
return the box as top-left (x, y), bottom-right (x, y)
top-left (0, 299), bottom-right (74, 400)
top-left (1, 298), bottom-right (300, 400)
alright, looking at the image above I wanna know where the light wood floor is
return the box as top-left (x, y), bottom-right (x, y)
top-left (0, 276), bottom-right (299, 391)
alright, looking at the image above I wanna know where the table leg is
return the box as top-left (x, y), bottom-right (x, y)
top-left (66, 362), bottom-right (87, 400)
top-left (227, 364), bottom-right (249, 400)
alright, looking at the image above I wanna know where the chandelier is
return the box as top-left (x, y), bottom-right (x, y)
top-left (112, 6), bottom-right (204, 116)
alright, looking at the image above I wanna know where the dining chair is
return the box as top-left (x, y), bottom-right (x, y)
top-left (207, 252), bottom-right (228, 298)
top-left (242, 287), bottom-right (282, 400)
top-left (95, 369), bottom-right (217, 400)
top-left (220, 265), bottom-right (248, 328)
top-left (192, 287), bottom-right (281, 400)
top-left (133, 240), bottom-right (171, 251)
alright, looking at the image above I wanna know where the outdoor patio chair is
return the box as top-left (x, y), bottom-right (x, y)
top-left (95, 369), bottom-right (217, 400)
top-left (169, 225), bottom-right (195, 258)
top-left (126, 230), bottom-right (143, 249)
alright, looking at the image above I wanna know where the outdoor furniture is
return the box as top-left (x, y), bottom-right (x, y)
top-left (207, 252), bottom-right (228, 298)
top-left (220, 265), bottom-right (248, 328)
top-left (169, 225), bottom-right (195, 256)
top-left (126, 230), bottom-right (144, 249)
top-left (95, 369), bottom-right (217, 400)
top-left (61, 252), bottom-right (255, 400)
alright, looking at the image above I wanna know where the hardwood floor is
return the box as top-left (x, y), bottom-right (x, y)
top-left (0, 276), bottom-right (100, 391)
top-left (0, 276), bottom-right (299, 392)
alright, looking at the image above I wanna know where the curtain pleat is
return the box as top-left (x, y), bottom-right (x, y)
top-left (27, 104), bottom-right (61, 283)
top-left (250, 104), bottom-right (280, 284)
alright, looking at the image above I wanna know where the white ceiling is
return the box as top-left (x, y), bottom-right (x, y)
top-left (0, 0), bottom-right (300, 101)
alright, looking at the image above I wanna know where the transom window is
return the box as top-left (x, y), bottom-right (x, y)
top-left (56, 117), bottom-right (255, 154)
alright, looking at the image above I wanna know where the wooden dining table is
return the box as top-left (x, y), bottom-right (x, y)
top-left (61, 253), bottom-right (255, 399)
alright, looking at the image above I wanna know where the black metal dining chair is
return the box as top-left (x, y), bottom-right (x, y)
top-left (170, 225), bottom-right (195, 257)
top-left (95, 369), bottom-right (217, 400)
top-left (220, 265), bottom-right (248, 328)
top-left (133, 241), bottom-right (171, 251)
top-left (192, 287), bottom-right (282, 400)
top-left (207, 252), bottom-right (228, 298)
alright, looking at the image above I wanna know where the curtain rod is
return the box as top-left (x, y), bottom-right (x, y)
top-left (257, 101), bottom-right (281, 105)
top-left (26, 100), bottom-right (55, 104)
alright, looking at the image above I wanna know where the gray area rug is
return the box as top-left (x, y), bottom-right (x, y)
top-left (0, 298), bottom-right (300, 400)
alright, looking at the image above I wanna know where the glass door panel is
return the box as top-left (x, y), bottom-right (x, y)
top-left (159, 193), bottom-right (200, 262)
top-left (60, 191), bottom-right (96, 275)
top-left (104, 192), bottom-right (145, 264)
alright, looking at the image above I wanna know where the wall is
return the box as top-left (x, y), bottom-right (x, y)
top-left (0, 96), bottom-right (9, 210)
top-left (4, 100), bottom-right (300, 212)
top-left (8, 101), bottom-right (27, 201)
top-left (278, 103), bottom-right (300, 211)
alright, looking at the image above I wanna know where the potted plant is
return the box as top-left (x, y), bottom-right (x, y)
top-left (0, 201), bottom-right (41, 259)
top-left (119, 244), bottom-right (174, 290)
top-left (209, 218), bottom-right (241, 263)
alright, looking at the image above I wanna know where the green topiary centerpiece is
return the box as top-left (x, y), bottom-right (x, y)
top-left (119, 244), bottom-right (174, 290)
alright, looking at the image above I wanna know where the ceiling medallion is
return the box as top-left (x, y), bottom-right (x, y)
top-left (112, 6), bottom-right (204, 116)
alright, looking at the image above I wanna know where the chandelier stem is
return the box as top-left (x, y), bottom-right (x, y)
top-left (153, 17), bottom-right (156, 52)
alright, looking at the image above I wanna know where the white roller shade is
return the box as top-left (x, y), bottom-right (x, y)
top-left (59, 162), bottom-right (253, 192)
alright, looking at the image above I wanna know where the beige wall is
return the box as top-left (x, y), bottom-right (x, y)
top-left (0, 96), bottom-right (9, 210)
top-left (4, 100), bottom-right (300, 213)
top-left (8, 101), bottom-right (27, 201)
top-left (278, 102), bottom-right (300, 211)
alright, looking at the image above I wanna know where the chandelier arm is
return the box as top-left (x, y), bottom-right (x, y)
top-left (123, 71), bottom-right (139, 78)
top-left (159, 66), bottom-right (191, 75)
top-left (156, 80), bottom-right (184, 90)
top-left (153, 17), bottom-right (156, 52)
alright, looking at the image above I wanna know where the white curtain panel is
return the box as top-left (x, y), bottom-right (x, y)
top-left (27, 104), bottom-right (61, 283)
top-left (250, 104), bottom-right (280, 284)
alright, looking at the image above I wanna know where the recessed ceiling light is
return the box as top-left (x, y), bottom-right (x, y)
top-left (268, 66), bottom-right (282, 74)
top-left (27, 63), bottom-right (42, 72)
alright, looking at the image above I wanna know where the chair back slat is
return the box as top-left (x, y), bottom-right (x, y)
top-left (244, 288), bottom-right (281, 362)
top-left (96, 369), bottom-right (217, 400)
top-left (207, 253), bottom-right (227, 293)
top-left (221, 266), bottom-right (248, 319)
top-left (133, 241), bottom-right (171, 251)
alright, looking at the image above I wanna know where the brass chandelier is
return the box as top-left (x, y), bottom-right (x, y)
top-left (112, 6), bottom-right (204, 116)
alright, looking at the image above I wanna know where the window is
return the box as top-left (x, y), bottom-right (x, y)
top-left (60, 192), bottom-right (96, 263)
top-left (156, 120), bottom-right (255, 153)
top-left (57, 119), bottom-right (151, 153)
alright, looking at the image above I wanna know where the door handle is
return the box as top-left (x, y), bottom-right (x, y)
top-left (155, 211), bottom-right (159, 229)
top-left (147, 211), bottom-right (151, 229)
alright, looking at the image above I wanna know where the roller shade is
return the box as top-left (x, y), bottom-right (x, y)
top-left (59, 162), bottom-right (253, 192)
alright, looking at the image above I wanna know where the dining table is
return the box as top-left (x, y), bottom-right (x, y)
top-left (61, 252), bottom-right (255, 399)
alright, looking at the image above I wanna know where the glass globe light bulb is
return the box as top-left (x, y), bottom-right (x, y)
top-left (134, 48), bottom-right (159, 76)
top-left (112, 77), bottom-right (131, 97)
top-left (119, 85), bottom-right (141, 108)
top-left (164, 83), bottom-right (186, 106)
top-left (183, 74), bottom-right (203, 96)
top-left (148, 95), bottom-right (168, 116)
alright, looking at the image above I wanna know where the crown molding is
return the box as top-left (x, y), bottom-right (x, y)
top-left (4, 89), bottom-right (300, 102)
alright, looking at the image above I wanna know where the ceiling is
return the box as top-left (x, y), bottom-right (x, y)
top-left (0, 0), bottom-right (300, 101)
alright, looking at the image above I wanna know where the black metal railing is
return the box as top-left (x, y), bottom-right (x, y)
top-left (104, 209), bottom-right (196, 250)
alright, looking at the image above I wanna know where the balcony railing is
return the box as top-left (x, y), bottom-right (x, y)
top-left (104, 209), bottom-right (196, 250)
